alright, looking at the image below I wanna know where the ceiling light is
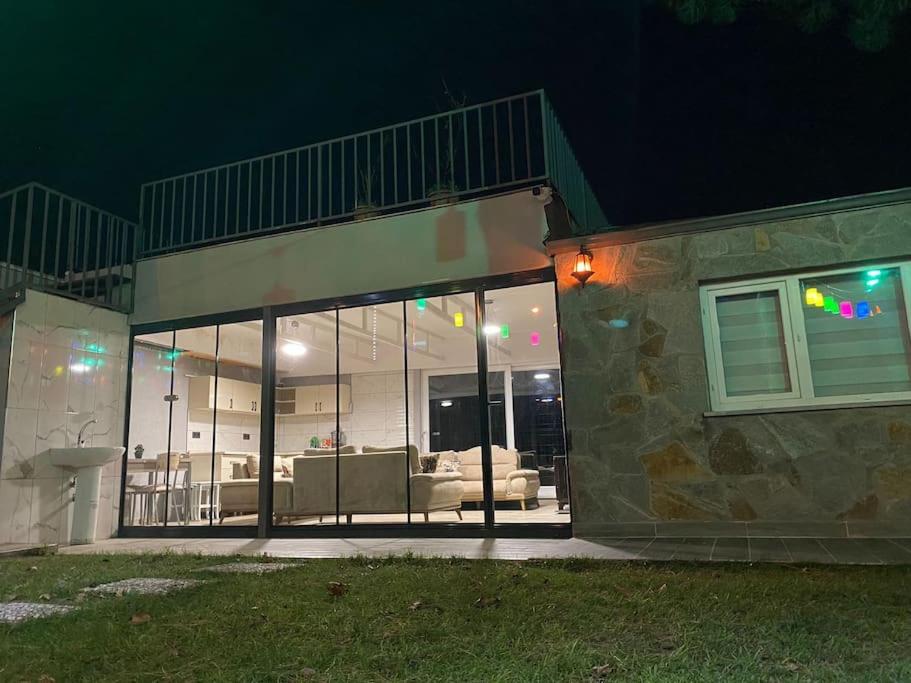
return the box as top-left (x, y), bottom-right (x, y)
top-left (483, 324), bottom-right (500, 335)
top-left (282, 341), bottom-right (307, 357)
top-left (70, 363), bottom-right (89, 374)
top-left (534, 372), bottom-right (551, 380)
top-left (440, 400), bottom-right (453, 407)
top-left (531, 306), bottom-right (540, 314)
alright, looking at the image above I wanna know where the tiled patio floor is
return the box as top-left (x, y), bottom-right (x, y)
top-left (58, 536), bottom-right (911, 564)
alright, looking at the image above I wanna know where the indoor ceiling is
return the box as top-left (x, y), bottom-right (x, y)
top-left (135, 283), bottom-right (560, 377)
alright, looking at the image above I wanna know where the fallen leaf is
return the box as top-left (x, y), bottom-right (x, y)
top-left (28, 566), bottom-right (39, 572)
top-left (658, 583), bottom-right (667, 592)
top-left (408, 601), bottom-right (424, 611)
top-left (327, 581), bottom-right (348, 597)
top-left (591, 663), bottom-right (614, 679)
top-left (130, 612), bottom-right (152, 625)
top-left (299, 667), bottom-right (316, 678)
top-left (781, 659), bottom-right (801, 672)
top-left (474, 596), bottom-right (501, 609)
top-left (38, 593), bottom-right (51, 601)
top-left (658, 637), bottom-right (676, 652)
top-left (37, 676), bottom-right (55, 683)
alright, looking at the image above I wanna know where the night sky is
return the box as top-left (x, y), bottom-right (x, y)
top-left (2, 1), bottom-right (910, 226)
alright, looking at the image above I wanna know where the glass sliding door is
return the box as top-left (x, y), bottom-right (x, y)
top-left (483, 282), bottom-right (569, 523)
top-left (211, 321), bottom-right (262, 526)
top-left (272, 310), bottom-right (338, 526)
top-left (338, 302), bottom-right (409, 524)
top-left (409, 293), bottom-right (480, 524)
top-left (124, 317), bottom-right (264, 529)
top-left (124, 331), bottom-right (176, 526)
top-left (124, 273), bottom-right (571, 536)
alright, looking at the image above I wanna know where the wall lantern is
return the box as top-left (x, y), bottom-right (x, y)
top-left (570, 246), bottom-right (594, 287)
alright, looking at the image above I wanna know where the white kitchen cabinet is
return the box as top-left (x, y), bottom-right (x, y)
top-left (293, 386), bottom-right (320, 415)
top-left (292, 384), bottom-right (351, 415)
top-left (190, 377), bottom-right (349, 415)
top-left (188, 376), bottom-right (260, 414)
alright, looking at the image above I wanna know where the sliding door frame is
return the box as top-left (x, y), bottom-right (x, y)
top-left (119, 267), bottom-right (572, 539)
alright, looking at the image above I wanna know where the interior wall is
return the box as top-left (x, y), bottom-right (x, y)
top-left (276, 371), bottom-right (421, 452)
top-left (131, 190), bottom-right (552, 324)
top-left (0, 290), bottom-right (129, 545)
top-left (128, 344), bottom-right (263, 458)
top-left (556, 200), bottom-right (911, 538)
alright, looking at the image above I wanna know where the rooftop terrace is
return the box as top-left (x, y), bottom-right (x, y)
top-left (137, 90), bottom-right (607, 258)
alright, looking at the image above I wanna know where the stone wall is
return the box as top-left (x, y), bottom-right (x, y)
top-left (556, 201), bottom-right (911, 537)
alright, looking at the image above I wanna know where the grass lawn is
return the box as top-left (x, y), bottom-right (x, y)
top-left (0, 554), bottom-right (909, 682)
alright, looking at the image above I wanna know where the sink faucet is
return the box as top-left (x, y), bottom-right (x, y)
top-left (77, 419), bottom-right (98, 448)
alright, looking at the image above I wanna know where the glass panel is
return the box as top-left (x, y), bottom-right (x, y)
top-left (124, 330), bottom-right (176, 526)
top-left (174, 325), bottom-right (218, 526)
top-left (485, 282), bottom-right (569, 523)
top-left (339, 302), bottom-right (408, 524)
top-left (715, 290), bottom-right (792, 397)
top-left (801, 267), bottom-right (911, 397)
top-left (407, 293), bottom-right (478, 524)
top-left (273, 311), bottom-right (338, 526)
top-left (208, 321), bottom-right (262, 526)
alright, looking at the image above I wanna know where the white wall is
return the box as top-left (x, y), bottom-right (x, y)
top-left (132, 189), bottom-right (552, 324)
top-left (275, 371), bottom-right (421, 452)
top-left (127, 344), bottom-right (263, 458)
top-left (0, 290), bottom-right (129, 545)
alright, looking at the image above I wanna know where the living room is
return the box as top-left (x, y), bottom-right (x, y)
top-left (124, 281), bottom-right (570, 529)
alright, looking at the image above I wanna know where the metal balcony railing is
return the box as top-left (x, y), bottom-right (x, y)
top-left (138, 90), bottom-right (607, 257)
top-left (0, 183), bottom-right (139, 313)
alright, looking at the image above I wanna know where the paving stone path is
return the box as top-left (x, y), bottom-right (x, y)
top-left (197, 562), bottom-right (299, 574)
top-left (0, 601), bottom-right (75, 624)
top-left (81, 578), bottom-right (204, 596)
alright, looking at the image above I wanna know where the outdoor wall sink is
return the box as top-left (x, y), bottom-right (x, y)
top-left (49, 447), bottom-right (125, 545)
top-left (49, 446), bottom-right (124, 470)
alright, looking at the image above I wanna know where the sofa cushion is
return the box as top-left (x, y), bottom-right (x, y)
top-left (245, 455), bottom-right (259, 478)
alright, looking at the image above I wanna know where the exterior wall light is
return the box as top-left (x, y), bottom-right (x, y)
top-left (571, 246), bottom-right (594, 287)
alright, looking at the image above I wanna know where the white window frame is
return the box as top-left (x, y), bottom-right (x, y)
top-left (701, 260), bottom-right (911, 412)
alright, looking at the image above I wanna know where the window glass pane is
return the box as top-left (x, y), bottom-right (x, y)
top-left (715, 290), bottom-right (791, 397)
top-left (801, 267), bottom-right (911, 397)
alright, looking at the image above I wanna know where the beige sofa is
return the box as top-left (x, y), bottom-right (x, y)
top-left (218, 454), bottom-right (297, 521)
top-left (288, 445), bottom-right (463, 523)
top-left (437, 446), bottom-right (540, 509)
top-left (218, 446), bottom-right (464, 523)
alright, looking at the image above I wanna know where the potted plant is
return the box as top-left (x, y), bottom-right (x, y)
top-left (424, 82), bottom-right (468, 206)
top-left (353, 167), bottom-right (380, 220)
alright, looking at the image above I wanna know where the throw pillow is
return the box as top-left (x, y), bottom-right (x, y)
top-left (419, 453), bottom-right (439, 473)
top-left (281, 463), bottom-right (292, 477)
top-left (245, 455), bottom-right (260, 479)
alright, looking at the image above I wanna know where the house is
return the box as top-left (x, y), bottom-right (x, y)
top-left (0, 91), bottom-right (908, 545)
